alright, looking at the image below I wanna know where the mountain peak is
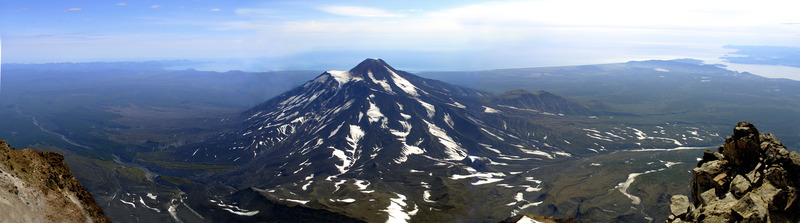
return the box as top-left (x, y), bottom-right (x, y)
top-left (350, 58), bottom-right (395, 74)
top-left (317, 58), bottom-right (423, 96)
top-left (320, 58), bottom-right (402, 89)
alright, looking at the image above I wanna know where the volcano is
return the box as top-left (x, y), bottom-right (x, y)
top-left (175, 59), bottom-right (584, 222)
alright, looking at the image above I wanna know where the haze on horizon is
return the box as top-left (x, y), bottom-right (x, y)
top-left (1, 0), bottom-right (800, 78)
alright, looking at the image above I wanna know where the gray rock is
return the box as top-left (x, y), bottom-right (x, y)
top-left (765, 167), bottom-right (789, 189)
top-left (670, 195), bottom-right (692, 217)
top-left (753, 182), bottom-right (780, 205)
top-left (720, 192), bottom-right (737, 203)
top-left (700, 188), bottom-right (718, 206)
top-left (790, 152), bottom-right (800, 167)
top-left (732, 193), bottom-right (768, 222)
top-left (783, 187), bottom-right (797, 211)
top-left (692, 160), bottom-right (726, 205)
top-left (730, 174), bottom-right (751, 198)
top-left (745, 162), bottom-right (762, 185)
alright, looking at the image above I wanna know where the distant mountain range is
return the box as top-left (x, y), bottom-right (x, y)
top-left (419, 59), bottom-right (800, 148)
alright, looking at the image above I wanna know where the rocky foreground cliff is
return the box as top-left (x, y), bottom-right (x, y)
top-left (0, 140), bottom-right (110, 223)
top-left (668, 121), bottom-right (800, 222)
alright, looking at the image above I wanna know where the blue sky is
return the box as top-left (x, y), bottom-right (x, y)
top-left (2, 0), bottom-right (800, 72)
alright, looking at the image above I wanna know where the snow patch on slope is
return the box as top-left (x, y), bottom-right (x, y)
top-left (328, 70), bottom-right (361, 87)
top-left (387, 67), bottom-right (419, 97)
top-left (479, 143), bottom-right (503, 154)
top-left (367, 96), bottom-right (387, 126)
top-left (481, 128), bottom-right (505, 141)
top-left (331, 125), bottom-right (365, 174)
top-left (418, 100), bottom-right (435, 118)
top-left (519, 148), bottom-right (553, 159)
top-left (443, 113), bottom-right (454, 129)
top-left (368, 71), bottom-right (394, 93)
top-left (448, 102), bottom-right (467, 109)
top-left (483, 106), bottom-right (501, 113)
top-left (392, 120), bottom-right (424, 164)
top-left (451, 167), bottom-right (506, 185)
top-left (424, 120), bottom-right (467, 160)
top-left (215, 200), bottom-right (260, 216)
top-left (384, 193), bottom-right (418, 223)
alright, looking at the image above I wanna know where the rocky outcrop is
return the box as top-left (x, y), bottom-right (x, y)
top-left (667, 121), bottom-right (800, 222)
top-left (0, 140), bottom-right (110, 223)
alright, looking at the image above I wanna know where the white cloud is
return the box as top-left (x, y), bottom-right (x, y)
top-left (116, 2), bottom-right (127, 6)
top-left (427, 0), bottom-right (800, 28)
top-left (319, 6), bottom-right (402, 18)
top-left (151, 5), bottom-right (160, 9)
top-left (13, 1), bottom-right (800, 69)
top-left (64, 7), bottom-right (82, 12)
top-left (209, 1), bottom-right (800, 68)
top-left (210, 8), bottom-right (220, 12)
top-left (234, 8), bottom-right (274, 17)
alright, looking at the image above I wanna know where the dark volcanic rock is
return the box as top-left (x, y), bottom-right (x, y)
top-left (667, 122), bottom-right (800, 222)
top-left (0, 140), bottom-right (110, 223)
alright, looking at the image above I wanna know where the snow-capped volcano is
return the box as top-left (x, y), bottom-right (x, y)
top-left (180, 59), bottom-right (574, 182)
top-left (172, 59), bottom-right (588, 222)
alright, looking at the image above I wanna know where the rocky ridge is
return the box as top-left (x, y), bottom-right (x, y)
top-left (668, 121), bottom-right (800, 222)
top-left (0, 140), bottom-right (110, 223)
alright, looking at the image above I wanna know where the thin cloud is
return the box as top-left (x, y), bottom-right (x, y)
top-left (213, 0), bottom-right (800, 67)
top-left (210, 8), bottom-right (221, 12)
top-left (151, 5), bottom-right (161, 9)
top-left (64, 7), bottom-right (83, 12)
top-left (116, 2), bottom-right (127, 6)
top-left (429, 0), bottom-right (800, 28)
top-left (319, 6), bottom-right (402, 18)
top-left (234, 8), bottom-right (275, 17)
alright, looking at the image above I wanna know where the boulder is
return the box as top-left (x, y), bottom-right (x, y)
top-left (752, 182), bottom-right (780, 207)
top-left (698, 150), bottom-right (724, 167)
top-left (721, 121), bottom-right (760, 167)
top-left (745, 162), bottom-right (762, 185)
top-left (691, 160), bottom-right (726, 205)
top-left (730, 174), bottom-right (751, 198)
top-left (699, 188), bottom-right (718, 206)
top-left (764, 167), bottom-right (789, 189)
top-left (669, 195), bottom-right (692, 217)
top-left (732, 192), bottom-right (768, 222)
top-left (713, 172), bottom-right (728, 190)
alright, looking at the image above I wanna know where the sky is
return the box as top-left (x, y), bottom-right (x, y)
top-left (2, 0), bottom-right (800, 74)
